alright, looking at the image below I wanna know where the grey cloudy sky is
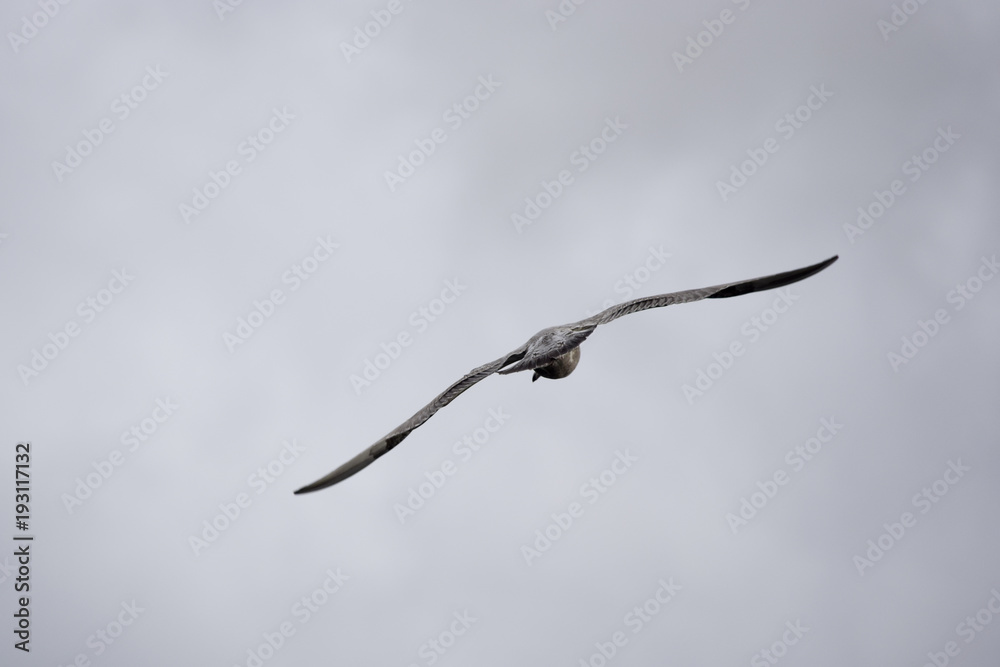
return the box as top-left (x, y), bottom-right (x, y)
top-left (2, 0), bottom-right (999, 665)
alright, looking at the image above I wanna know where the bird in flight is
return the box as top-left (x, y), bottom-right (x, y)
top-left (295, 255), bottom-right (837, 494)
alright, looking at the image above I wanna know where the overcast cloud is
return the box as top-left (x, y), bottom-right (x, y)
top-left (2, 1), bottom-right (999, 666)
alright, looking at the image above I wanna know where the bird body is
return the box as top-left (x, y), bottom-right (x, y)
top-left (530, 346), bottom-right (581, 382)
top-left (497, 323), bottom-right (595, 378)
top-left (295, 255), bottom-right (838, 494)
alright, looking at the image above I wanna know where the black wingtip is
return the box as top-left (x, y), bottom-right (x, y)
top-left (293, 481), bottom-right (320, 495)
top-left (708, 255), bottom-right (838, 300)
top-left (293, 475), bottom-right (342, 496)
top-left (293, 440), bottom-right (390, 495)
top-left (292, 471), bottom-right (343, 495)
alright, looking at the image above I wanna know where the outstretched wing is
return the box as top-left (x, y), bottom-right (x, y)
top-left (577, 255), bottom-right (838, 328)
top-left (294, 346), bottom-right (528, 494)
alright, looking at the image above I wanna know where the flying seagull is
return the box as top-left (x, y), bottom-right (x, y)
top-left (295, 255), bottom-right (837, 494)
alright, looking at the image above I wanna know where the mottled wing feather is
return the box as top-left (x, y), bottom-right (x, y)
top-left (580, 286), bottom-right (720, 326)
top-left (577, 256), bottom-right (838, 328)
top-left (294, 347), bottom-right (527, 494)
